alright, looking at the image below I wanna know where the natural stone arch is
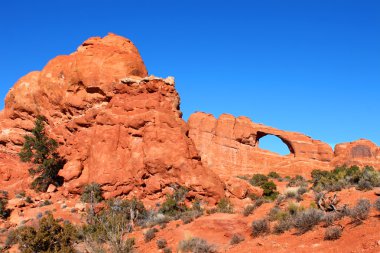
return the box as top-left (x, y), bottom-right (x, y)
top-left (255, 131), bottom-right (295, 156)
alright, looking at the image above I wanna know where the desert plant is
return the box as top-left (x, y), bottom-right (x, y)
top-left (273, 216), bottom-right (293, 234)
top-left (159, 186), bottom-right (188, 217)
top-left (230, 234), bottom-right (245, 245)
top-left (251, 219), bottom-right (270, 237)
top-left (348, 198), bottom-right (371, 224)
top-left (157, 238), bottom-right (167, 249)
top-left (268, 171), bottom-right (280, 179)
top-left (311, 166), bottom-right (380, 192)
top-left (374, 197), bottom-right (380, 212)
top-left (11, 213), bottom-right (78, 252)
top-left (177, 237), bottom-right (216, 253)
top-left (81, 183), bottom-right (104, 203)
top-left (287, 175), bottom-right (308, 187)
top-left (243, 204), bottom-right (255, 217)
top-left (19, 116), bottom-right (65, 192)
top-left (82, 199), bottom-right (141, 253)
top-left (297, 187), bottom-right (308, 196)
top-left (163, 248), bottom-right (172, 253)
top-left (250, 174), bottom-right (269, 186)
top-left (144, 228), bottom-right (158, 242)
top-left (324, 226), bottom-right (342, 240)
top-left (293, 208), bottom-right (323, 234)
top-left (216, 197), bottom-right (234, 213)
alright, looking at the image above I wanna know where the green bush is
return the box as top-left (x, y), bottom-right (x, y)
top-left (177, 237), bottom-right (216, 253)
top-left (81, 183), bottom-right (104, 203)
top-left (249, 174), bottom-right (279, 200)
top-left (249, 174), bottom-right (269, 187)
top-left (10, 213), bottom-right (77, 253)
top-left (268, 171), bottom-right (280, 179)
top-left (18, 116), bottom-right (65, 192)
top-left (159, 186), bottom-right (188, 217)
top-left (311, 166), bottom-right (380, 192)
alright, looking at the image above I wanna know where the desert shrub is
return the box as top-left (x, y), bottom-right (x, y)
top-left (25, 196), bottom-right (33, 204)
top-left (11, 213), bottom-right (77, 253)
top-left (39, 199), bottom-right (52, 207)
top-left (250, 174), bottom-right (269, 186)
top-left (180, 209), bottom-right (203, 224)
top-left (163, 248), bottom-right (172, 253)
top-left (322, 212), bottom-right (341, 227)
top-left (249, 174), bottom-right (279, 200)
top-left (268, 171), bottom-right (280, 179)
top-left (356, 166), bottom-right (380, 190)
top-left (324, 226), bottom-right (342, 240)
top-left (311, 166), bottom-right (380, 192)
top-left (15, 191), bottom-right (26, 199)
top-left (348, 198), bottom-right (371, 224)
top-left (0, 191), bottom-right (10, 219)
top-left (285, 190), bottom-right (297, 199)
top-left (374, 197), bottom-right (380, 211)
top-left (273, 216), bottom-right (293, 234)
top-left (19, 116), bottom-right (65, 192)
top-left (82, 198), bottom-right (142, 252)
top-left (216, 197), bottom-right (234, 213)
top-left (297, 187), bottom-right (308, 196)
top-left (177, 237), bottom-right (216, 253)
top-left (251, 219), bottom-right (270, 237)
top-left (157, 238), bottom-right (167, 249)
top-left (293, 208), bottom-right (323, 234)
top-left (243, 205), bottom-right (255, 217)
top-left (261, 181), bottom-right (279, 200)
top-left (230, 234), bottom-right (245, 245)
top-left (287, 175), bottom-right (308, 187)
top-left (144, 228), bottom-right (158, 242)
top-left (81, 183), bottom-right (104, 203)
top-left (159, 186), bottom-right (188, 217)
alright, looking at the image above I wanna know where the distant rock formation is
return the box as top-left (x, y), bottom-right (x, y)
top-left (0, 33), bottom-right (378, 200)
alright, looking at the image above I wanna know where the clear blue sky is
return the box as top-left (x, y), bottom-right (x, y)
top-left (0, 0), bottom-right (379, 154)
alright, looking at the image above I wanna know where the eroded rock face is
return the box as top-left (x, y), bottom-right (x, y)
top-left (188, 112), bottom-right (335, 177)
top-left (332, 139), bottom-right (380, 169)
top-left (0, 33), bottom-right (224, 201)
top-left (188, 113), bottom-right (380, 177)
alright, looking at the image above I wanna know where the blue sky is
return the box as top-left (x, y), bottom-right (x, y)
top-left (0, 0), bottom-right (379, 154)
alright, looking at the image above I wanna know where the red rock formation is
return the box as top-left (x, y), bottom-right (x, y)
top-left (188, 112), bottom-right (335, 177)
top-left (0, 33), bottom-right (224, 201)
top-left (332, 139), bottom-right (380, 169)
top-left (0, 33), bottom-right (378, 204)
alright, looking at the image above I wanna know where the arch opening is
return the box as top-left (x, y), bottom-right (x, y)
top-left (256, 132), bottom-right (295, 156)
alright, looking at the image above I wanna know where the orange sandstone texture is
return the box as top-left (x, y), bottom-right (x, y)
top-left (0, 33), bottom-right (224, 202)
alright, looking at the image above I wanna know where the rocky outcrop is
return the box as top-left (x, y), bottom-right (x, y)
top-left (188, 112), bottom-right (335, 177)
top-left (0, 33), bottom-right (224, 201)
top-left (332, 139), bottom-right (380, 169)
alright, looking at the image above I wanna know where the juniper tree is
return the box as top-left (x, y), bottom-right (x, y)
top-left (19, 116), bottom-right (64, 192)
